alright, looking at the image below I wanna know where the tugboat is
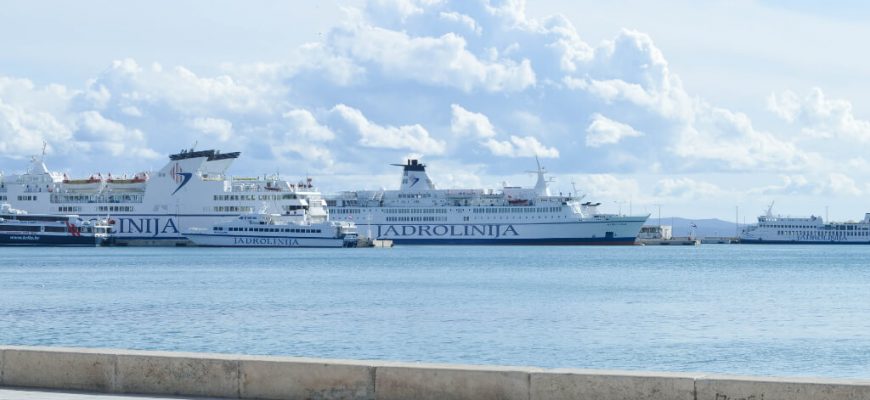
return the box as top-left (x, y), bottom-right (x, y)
top-left (185, 212), bottom-right (359, 248)
top-left (0, 203), bottom-right (110, 246)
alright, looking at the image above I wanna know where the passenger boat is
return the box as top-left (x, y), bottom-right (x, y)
top-left (1, 148), bottom-right (331, 246)
top-left (327, 159), bottom-right (648, 245)
top-left (185, 212), bottom-right (358, 248)
top-left (0, 203), bottom-right (110, 246)
top-left (740, 202), bottom-right (870, 244)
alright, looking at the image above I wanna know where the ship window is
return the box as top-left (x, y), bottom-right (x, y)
top-left (0, 225), bottom-right (40, 232)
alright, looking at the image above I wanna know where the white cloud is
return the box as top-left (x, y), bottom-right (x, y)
top-left (749, 173), bottom-right (862, 197)
top-left (76, 111), bottom-right (157, 158)
top-left (769, 87), bottom-right (870, 141)
top-left (672, 104), bottom-right (814, 171)
top-left (450, 104), bottom-right (495, 138)
top-left (654, 177), bottom-right (724, 199)
top-left (585, 113), bottom-right (643, 147)
top-left (330, 25), bottom-right (536, 92)
top-left (97, 58), bottom-right (281, 115)
top-left (283, 109), bottom-right (335, 141)
top-left (483, 135), bottom-right (559, 158)
top-left (121, 106), bottom-right (143, 117)
top-left (331, 104), bottom-right (445, 154)
top-left (189, 117), bottom-right (233, 142)
top-left (439, 11), bottom-right (482, 35)
top-left (571, 174), bottom-right (641, 201)
top-left (0, 98), bottom-right (72, 157)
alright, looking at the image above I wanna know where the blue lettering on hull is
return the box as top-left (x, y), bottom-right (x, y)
top-left (377, 224), bottom-right (520, 238)
top-left (114, 217), bottom-right (180, 237)
top-left (232, 237), bottom-right (300, 247)
top-left (371, 223), bottom-right (635, 245)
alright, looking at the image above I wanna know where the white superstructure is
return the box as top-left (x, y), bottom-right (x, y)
top-left (327, 159), bottom-right (648, 245)
top-left (740, 202), bottom-right (870, 244)
top-left (0, 148), bottom-right (329, 246)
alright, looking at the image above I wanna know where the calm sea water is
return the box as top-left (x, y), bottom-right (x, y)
top-left (1, 245), bottom-right (870, 378)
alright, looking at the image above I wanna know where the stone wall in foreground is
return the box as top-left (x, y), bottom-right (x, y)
top-left (1, 346), bottom-right (869, 400)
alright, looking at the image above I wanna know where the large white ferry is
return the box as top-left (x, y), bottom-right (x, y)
top-left (0, 148), bottom-right (329, 246)
top-left (327, 159), bottom-right (648, 245)
top-left (740, 203), bottom-right (870, 244)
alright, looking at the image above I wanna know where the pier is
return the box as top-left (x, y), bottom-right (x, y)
top-left (2, 346), bottom-right (869, 399)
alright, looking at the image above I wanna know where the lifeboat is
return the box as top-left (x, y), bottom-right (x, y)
top-left (62, 174), bottom-right (105, 191)
top-left (105, 172), bottom-right (148, 191)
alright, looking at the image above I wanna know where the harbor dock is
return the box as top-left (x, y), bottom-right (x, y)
top-left (1, 346), bottom-right (869, 400)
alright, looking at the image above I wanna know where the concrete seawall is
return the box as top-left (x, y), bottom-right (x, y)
top-left (2, 346), bottom-right (870, 400)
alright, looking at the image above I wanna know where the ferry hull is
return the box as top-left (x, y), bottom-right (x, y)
top-left (0, 234), bottom-right (104, 246)
top-left (740, 239), bottom-right (870, 245)
top-left (354, 220), bottom-right (645, 246)
top-left (392, 237), bottom-right (638, 245)
top-left (185, 234), bottom-right (351, 248)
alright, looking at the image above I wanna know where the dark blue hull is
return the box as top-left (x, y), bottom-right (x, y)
top-left (391, 237), bottom-right (638, 245)
top-left (0, 234), bottom-right (102, 246)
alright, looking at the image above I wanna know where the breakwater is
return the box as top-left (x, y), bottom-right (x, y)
top-left (2, 346), bottom-right (869, 400)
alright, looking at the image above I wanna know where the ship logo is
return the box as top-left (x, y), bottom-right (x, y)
top-left (409, 176), bottom-right (420, 188)
top-left (169, 163), bottom-right (193, 195)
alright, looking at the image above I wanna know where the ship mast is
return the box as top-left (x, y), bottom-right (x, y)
top-left (525, 156), bottom-right (551, 197)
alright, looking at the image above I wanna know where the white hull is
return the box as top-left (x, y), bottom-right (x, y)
top-left (185, 233), bottom-right (348, 248)
top-left (343, 219), bottom-right (645, 244)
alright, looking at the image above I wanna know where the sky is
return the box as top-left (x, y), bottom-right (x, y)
top-left (2, 0), bottom-right (870, 221)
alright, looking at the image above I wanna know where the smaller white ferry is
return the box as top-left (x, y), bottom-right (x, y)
top-left (185, 212), bottom-right (359, 248)
top-left (0, 203), bottom-right (110, 246)
top-left (740, 202), bottom-right (870, 244)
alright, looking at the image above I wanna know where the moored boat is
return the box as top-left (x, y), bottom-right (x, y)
top-left (185, 212), bottom-right (358, 248)
top-left (0, 203), bottom-right (110, 246)
top-left (740, 202), bottom-right (870, 244)
top-left (327, 159), bottom-right (648, 245)
top-left (1, 148), bottom-right (332, 246)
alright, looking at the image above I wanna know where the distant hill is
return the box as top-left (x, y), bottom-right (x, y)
top-left (648, 217), bottom-right (746, 238)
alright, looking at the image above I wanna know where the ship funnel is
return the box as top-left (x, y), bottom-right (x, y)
top-left (392, 159), bottom-right (435, 192)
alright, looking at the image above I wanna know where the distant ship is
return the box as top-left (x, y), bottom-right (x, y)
top-left (0, 147), bottom-right (330, 246)
top-left (0, 203), bottom-right (110, 246)
top-left (326, 159), bottom-right (648, 245)
top-left (185, 212), bottom-right (358, 248)
top-left (740, 202), bottom-right (870, 244)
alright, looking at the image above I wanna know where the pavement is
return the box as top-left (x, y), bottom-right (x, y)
top-left (0, 388), bottom-right (222, 400)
